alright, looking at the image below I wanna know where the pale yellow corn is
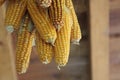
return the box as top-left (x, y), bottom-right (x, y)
top-left (35, 31), bottom-right (53, 64)
top-left (65, 0), bottom-right (82, 44)
top-left (36, 0), bottom-right (52, 8)
top-left (5, 0), bottom-right (27, 32)
top-left (0, 0), bottom-right (5, 6)
top-left (16, 15), bottom-right (35, 74)
top-left (49, 0), bottom-right (65, 30)
top-left (27, 0), bottom-right (57, 45)
top-left (54, 8), bottom-right (71, 68)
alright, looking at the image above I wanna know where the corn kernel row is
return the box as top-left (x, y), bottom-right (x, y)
top-left (49, 0), bottom-right (65, 30)
top-left (27, 0), bottom-right (57, 44)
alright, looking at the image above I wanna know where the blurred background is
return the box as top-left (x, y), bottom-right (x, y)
top-left (110, 0), bottom-right (120, 80)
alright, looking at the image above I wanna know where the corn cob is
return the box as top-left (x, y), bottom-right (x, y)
top-left (16, 14), bottom-right (35, 74)
top-left (54, 8), bottom-right (71, 68)
top-left (65, 0), bottom-right (82, 44)
top-left (36, 0), bottom-right (52, 8)
top-left (48, 0), bottom-right (65, 31)
top-left (27, 0), bottom-right (57, 45)
top-left (0, 0), bottom-right (5, 6)
top-left (5, 0), bottom-right (27, 32)
top-left (35, 31), bottom-right (53, 64)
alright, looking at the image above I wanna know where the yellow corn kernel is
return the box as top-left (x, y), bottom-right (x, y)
top-left (54, 8), bottom-right (71, 68)
top-left (35, 31), bottom-right (53, 64)
top-left (27, 0), bottom-right (57, 45)
top-left (65, 0), bottom-right (82, 44)
top-left (49, 0), bottom-right (65, 30)
top-left (36, 0), bottom-right (52, 8)
top-left (16, 15), bottom-right (35, 74)
top-left (5, 0), bottom-right (27, 32)
top-left (0, 0), bottom-right (5, 6)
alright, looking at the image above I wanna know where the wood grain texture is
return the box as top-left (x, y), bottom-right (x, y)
top-left (110, 0), bottom-right (120, 10)
top-left (110, 0), bottom-right (120, 35)
top-left (110, 37), bottom-right (120, 80)
top-left (0, 4), bottom-right (17, 80)
top-left (89, 0), bottom-right (109, 80)
top-left (110, 0), bottom-right (120, 80)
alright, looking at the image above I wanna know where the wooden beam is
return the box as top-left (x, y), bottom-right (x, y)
top-left (89, 0), bottom-right (109, 80)
top-left (0, 4), bottom-right (17, 80)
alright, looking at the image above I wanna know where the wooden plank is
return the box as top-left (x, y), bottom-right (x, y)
top-left (110, 0), bottom-right (120, 10)
top-left (110, 9), bottom-right (120, 35)
top-left (89, 0), bottom-right (109, 80)
top-left (0, 4), bottom-right (17, 80)
top-left (110, 37), bottom-right (120, 80)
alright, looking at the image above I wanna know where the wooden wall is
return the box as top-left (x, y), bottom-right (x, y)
top-left (110, 0), bottom-right (120, 80)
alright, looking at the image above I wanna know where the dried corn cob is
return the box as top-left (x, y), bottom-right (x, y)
top-left (48, 0), bottom-right (65, 30)
top-left (5, 0), bottom-right (27, 32)
top-left (0, 0), bottom-right (5, 6)
top-left (27, 0), bottom-right (57, 45)
top-left (70, 24), bottom-right (82, 45)
top-left (65, 0), bottom-right (82, 44)
top-left (35, 31), bottom-right (53, 64)
top-left (54, 8), bottom-right (71, 68)
top-left (36, 0), bottom-right (52, 8)
top-left (16, 14), bottom-right (35, 74)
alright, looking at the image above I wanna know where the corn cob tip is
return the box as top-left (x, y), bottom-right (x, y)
top-left (42, 61), bottom-right (49, 64)
top-left (57, 64), bottom-right (66, 70)
top-left (57, 66), bottom-right (61, 70)
top-left (54, 21), bottom-right (64, 30)
top-left (71, 39), bottom-right (80, 45)
top-left (6, 26), bottom-right (14, 33)
top-left (42, 57), bottom-right (49, 64)
top-left (51, 40), bottom-right (55, 46)
top-left (32, 38), bottom-right (36, 46)
top-left (47, 38), bottom-right (55, 46)
top-left (56, 25), bottom-right (62, 32)
top-left (17, 68), bottom-right (27, 74)
top-left (71, 41), bottom-right (80, 45)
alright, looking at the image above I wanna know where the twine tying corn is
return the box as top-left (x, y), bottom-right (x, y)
top-left (3, 0), bottom-right (82, 74)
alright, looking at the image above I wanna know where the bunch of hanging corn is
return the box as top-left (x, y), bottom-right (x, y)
top-left (2, 0), bottom-right (82, 74)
